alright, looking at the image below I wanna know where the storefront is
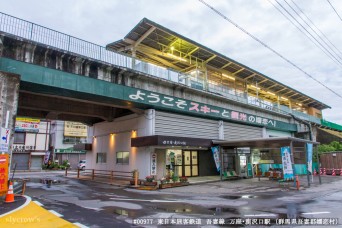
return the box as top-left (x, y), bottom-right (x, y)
top-left (132, 135), bottom-right (218, 178)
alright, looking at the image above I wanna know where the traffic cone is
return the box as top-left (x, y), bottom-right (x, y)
top-left (323, 168), bottom-right (326, 175)
top-left (320, 168), bottom-right (323, 175)
top-left (332, 168), bottom-right (336, 176)
top-left (313, 169), bottom-right (317, 176)
top-left (340, 168), bottom-right (342, 176)
top-left (5, 181), bottom-right (15, 203)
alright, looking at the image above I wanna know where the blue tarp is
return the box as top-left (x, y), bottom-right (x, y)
top-left (258, 163), bottom-right (319, 175)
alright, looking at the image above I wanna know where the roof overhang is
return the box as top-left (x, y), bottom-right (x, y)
top-left (131, 135), bottom-right (213, 148)
top-left (213, 137), bottom-right (319, 148)
top-left (107, 18), bottom-right (330, 110)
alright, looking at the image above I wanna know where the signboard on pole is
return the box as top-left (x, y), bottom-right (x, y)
top-left (0, 127), bottom-right (10, 152)
top-left (306, 143), bottom-right (313, 174)
top-left (211, 146), bottom-right (220, 172)
top-left (64, 121), bottom-right (88, 137)
top-left (151, 152), bottom-right (157, 175)
top-left (15, 117), bottom-right (40, 133)
top-left (0, 154), bottom-right (9, 196)
top-left (280, 146), bottom-right (294, 180)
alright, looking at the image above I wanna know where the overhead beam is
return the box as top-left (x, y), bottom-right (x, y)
top-left (205, 54), bottom-right (217, 63)
top-left (232, 68), bottom-right (245, 75)
top-left (134, 26), bottom-right (156, 47)
top-left (220, 62), bottom-right (233, 69)
top-left (244, 73), bottom-right (257, 80)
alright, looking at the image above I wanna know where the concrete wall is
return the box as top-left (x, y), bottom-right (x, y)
top-left (1, 36), bottom-right (292, 126)
top-left (86, 111), bottom-right (152, 178)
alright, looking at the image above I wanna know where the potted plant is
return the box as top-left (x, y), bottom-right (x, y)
top-left (171, 174), bottom-right (182, 187)
top-left (159, 176), bottom-right (172, 189)
top-left (144, 175), bottom-right (157, 186)
top-left (179, 176), bottom-right (189, 185)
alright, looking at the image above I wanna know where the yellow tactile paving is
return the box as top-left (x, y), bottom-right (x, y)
top-left (0, 201), bottom-right (77, 228)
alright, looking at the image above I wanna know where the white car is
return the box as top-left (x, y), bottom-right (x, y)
top-left (77, 160), bottom-right (86, 170)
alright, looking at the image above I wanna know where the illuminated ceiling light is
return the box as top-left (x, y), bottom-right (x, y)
top-left (296, 103), bottom-right (302, 106)
top-left (166, 53), bottom-right (187, 62)
top-left (281, 97), bottom-right (288, 101)
top-left (267, 91), bottom-right (275, 96)
top-left (222, 73), bottom-right (235, 81)
top-left (170, 46), bottom-right (174, 51)
top-left (208, 80), bottom-right (218, 85)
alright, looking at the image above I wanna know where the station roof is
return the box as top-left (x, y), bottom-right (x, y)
top-left (213, 137), bottom-right (320, 148)
top-left (107, 18), bottom-right (330, 110)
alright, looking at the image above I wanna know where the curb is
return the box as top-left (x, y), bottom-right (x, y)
top-left (0, 195), bottom-right (31, 218)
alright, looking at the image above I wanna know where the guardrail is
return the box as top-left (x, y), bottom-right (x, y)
top-left (65, 169), bottom-right (133, 183)
top-left (0, 12), bottom-right (320, 124)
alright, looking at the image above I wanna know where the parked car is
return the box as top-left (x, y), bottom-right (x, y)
top-left (77, 160), bottom-right (86, 170)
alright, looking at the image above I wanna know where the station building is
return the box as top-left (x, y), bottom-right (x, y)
top-left (1, 15), bottom-right (341, 180)
top-left (84, 18), bottom-right (331, 180)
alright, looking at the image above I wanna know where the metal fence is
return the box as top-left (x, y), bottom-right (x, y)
top-left (0, 12), bottom-right (319, 123)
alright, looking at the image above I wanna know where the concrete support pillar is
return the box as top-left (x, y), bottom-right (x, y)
top-left (97, 67), bottom-right (104, 81)
top-left (262, 127), bottom-right (267, 138)
top-left (218, 120), bottom-right (224, 140)
top-left (44, 49), bottom-right (50, 67)
top-left (311, 125), bottom-right (317, 142)
top-left (0, 71), bottom-right (20, 174)
top-left (74, 57), bottom-right (83, 75)
top-left (84, 63), bottom-right (90, 77)
top-left (24, 43), bottom-right (36, 63)
top-left (103, 67), bottom-right (113, 82)
top-left (0, 35), bottom-right (4, 57)
top-left (56, 54), bottom-right (63, 70)
top-left (144, 109), bottom-right (155, 136)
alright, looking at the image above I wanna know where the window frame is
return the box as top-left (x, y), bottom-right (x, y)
top-left (96, 152), bottom-right (107, 164)
top-left (116, 151), bottom-right (129, 165)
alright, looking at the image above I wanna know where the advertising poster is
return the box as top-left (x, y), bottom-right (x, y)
top-left (211, 146), bottom-right (220, 172)
top-left (0, 127), bottom-right (10, 152)
top-left (0, 154), bottom-right (9, 196)
top-left (151, 152), bottom-right (157, 175)
top-left (15, 117), bottom-right (40, 133)
top-left (280, 146), bottom-right (294, 180)
top-left (306, 143), bottom-right (313, 174)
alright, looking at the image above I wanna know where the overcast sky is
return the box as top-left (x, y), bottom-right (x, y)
top-left (2, 0), bottom-right (342, 124)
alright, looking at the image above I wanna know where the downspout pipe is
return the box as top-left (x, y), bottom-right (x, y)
top-left (290, 114), bottom-right (313, 141)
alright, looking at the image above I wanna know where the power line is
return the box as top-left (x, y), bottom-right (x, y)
top-left (274, 0), bottom-right (342, 67)
top-left (197, 0), bottom-right (342, 99)
top-left (268, 0), bottom-right (342, 67)
top-left (326, 0), bottom-right (342, 22)
top-left (291, 0), bottom-right (342, 58)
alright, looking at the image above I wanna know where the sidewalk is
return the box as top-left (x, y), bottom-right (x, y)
top-left (0, 195), bottom-right (80, 227)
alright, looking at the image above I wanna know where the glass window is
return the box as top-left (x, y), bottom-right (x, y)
top-left (96, 152), bottom-right (107, 163)
top-left (14, 133), bottom-right (25, 144)
top-left (116, 151), bottom-right (129, 164)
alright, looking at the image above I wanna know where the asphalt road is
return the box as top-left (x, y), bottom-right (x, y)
top-left (15, 172), bottom-right (342, 227)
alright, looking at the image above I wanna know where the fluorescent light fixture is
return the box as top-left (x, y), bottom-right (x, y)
top-left (267, 91), bottom-right (275, 96)
top-left (222, 73), bottom-right (235, 81)
top-left (167, 53), bottom-right (187, 62)
top-left (208, 80), bottom-right (218, 85)
top-left (281, 97), bottom-right (288, 100)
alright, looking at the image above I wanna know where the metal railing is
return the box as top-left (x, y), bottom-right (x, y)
top-left (0, 12), bottom-right (320, 124)
top-left (65, 168), bottom-right (133, 183)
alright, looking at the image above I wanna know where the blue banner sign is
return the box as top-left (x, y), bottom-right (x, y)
top-left (306, 143), bottom-right (313, 174)
top-left (211, 146), bottom-right (220, 172)
top-left (280, 146), bottom-right (294, 180)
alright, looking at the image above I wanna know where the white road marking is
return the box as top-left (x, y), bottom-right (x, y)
top-left (33, 200), bottom-right (44, 206)
top-left (244, 214), bottom-right (277, 217)
top-left (48, 210), bottom-right (64, 217)
top-left (302, 212), bottom-right (331, 215)
top-left (109, 198), bottom-right (178, 203)
top-left (73, 222), bottom-right (89, 228)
